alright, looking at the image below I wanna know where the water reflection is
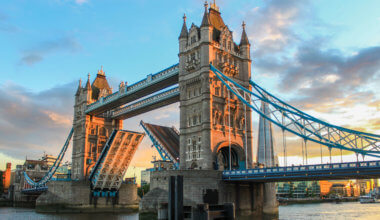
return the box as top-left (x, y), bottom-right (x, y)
top-left (1, 202), bottom-right (380, 220)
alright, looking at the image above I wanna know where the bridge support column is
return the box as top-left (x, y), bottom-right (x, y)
top-left (263, 182), bottom-right (278, 215)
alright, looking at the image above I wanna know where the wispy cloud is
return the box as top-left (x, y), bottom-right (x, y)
top-left (0, 11), bottom-right (19, 33)
top-left (19, 37), bottom-right (82, 66)
top-left (0, 81), bottom-right (75, 159)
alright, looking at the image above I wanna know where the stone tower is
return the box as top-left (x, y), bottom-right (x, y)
top-left (178, 2), bottom-right (253, 170)
top-left (72, 68), bottom-right (123, 180)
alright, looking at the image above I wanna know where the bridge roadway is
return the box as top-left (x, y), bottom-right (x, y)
top-left (110, 87), bottom-right (179, 120)
top-left (86, 64), bottom-right (179, 115)
top-left (223, 160), bottom-right (380, 182)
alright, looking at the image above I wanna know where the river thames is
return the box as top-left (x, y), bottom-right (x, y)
top-left (1, 202), bottom-right (380, 220)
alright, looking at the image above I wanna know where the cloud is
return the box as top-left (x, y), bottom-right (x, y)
top-left (243, 0), bottom-right (310, 56)
top-left (242, 0), bottom-right (380, 123)
top-left (0, 81), bottom-right (76, 160)
top-left (20, 37), bottom-right (82, 66)
top-left (0, 11), bottom-right (19, 33)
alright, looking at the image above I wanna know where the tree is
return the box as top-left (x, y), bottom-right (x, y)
top-left (138, 184), bottom-right (150, 198)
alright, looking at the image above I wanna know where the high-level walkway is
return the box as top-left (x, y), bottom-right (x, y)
top-left (86, 64), bottom-right (179, 115)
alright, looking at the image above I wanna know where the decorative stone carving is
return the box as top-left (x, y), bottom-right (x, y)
top-left (185, 50), bottom-right (200, 71)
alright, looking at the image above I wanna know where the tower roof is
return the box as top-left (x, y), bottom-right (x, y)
top-left (179, 14), bottom-right (188, 39)
top-left (91, 66), bottom-right (112, 100)
top-left (240, 21), bottom-right (250, 46)
top-left (208, 6), bottom-right (225, 30)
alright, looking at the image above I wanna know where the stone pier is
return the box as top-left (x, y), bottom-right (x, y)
top-left (36, 181), bottom-right (139, 213)
top-left (140, 170), bottom-right (269, 217)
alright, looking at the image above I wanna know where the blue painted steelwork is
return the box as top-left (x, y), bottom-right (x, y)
top-left (111, 87), bottom-right (179, 119)
top-left (86, 64), bottom-right (179, 114)
top-left (210, 64), bottom-right (380, 157)
top-left (223, 160), bottom-right (380, 182)
top-left (21, 185), bottom-right (48, 194)
top-left (140, 121), bottom-right (179, 169)
top-left (23, 128), bottom-right (74, 188)
top-left (89, 129), bottom-right (117, 187)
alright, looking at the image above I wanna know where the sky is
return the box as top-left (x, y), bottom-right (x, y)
top-left (0, 0), bottom-right (379, 183)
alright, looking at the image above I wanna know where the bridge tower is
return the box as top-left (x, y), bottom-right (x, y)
top-left (72, 68), bottom-right (123, 180)
top-left (178, 2), bottom-right (253, 170)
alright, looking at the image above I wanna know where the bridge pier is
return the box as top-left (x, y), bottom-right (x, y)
top-left (263, 183), bottom-right (278, 215)
top-left (140, 170), bottom-right (278, 217)
top-left (35, 180), bottom-right (139, 213)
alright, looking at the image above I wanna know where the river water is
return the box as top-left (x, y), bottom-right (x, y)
top-left (1, 202), bottom-right (380, 220)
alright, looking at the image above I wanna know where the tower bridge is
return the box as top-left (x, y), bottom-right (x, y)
top-left (19, 2), bottom-right (380, 216)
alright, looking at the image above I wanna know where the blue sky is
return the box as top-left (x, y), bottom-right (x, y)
top-left (0, 0), bottom-right (379, 181)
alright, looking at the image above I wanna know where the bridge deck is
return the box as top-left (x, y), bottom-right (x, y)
top-left (86, 64), bottom-right (179, 115)
top-left (223, 160), bottom-right (380, 182)
top-left (142, 122), bottom-right (180, 161)
top-left (89, 129), bottom-right (144, 191)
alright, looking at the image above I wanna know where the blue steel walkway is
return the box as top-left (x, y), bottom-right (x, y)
top-left (223, 160), bottom-right (380, 182)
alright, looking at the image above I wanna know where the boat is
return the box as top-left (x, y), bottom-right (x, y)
top-left (359, 195), bottom-right (377, 203)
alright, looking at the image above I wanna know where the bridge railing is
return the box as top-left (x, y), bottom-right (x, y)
top-left (223, 160), bottom-right (380, 177)
top-left (86, 64), bottom-right (179, 113)
top-left (23, 127), bottom-right (73, 188)
top-left (111, 87), bottom-right (179, 118)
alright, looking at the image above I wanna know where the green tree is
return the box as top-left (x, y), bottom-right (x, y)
top-left (138, 184), bottom-right (150, 198)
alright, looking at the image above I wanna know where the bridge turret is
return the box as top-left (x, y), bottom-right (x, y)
top-left (239, 22), bottom-right (251, 81)
top-left (178, 14), bottom-right (188, 53)
top-left (200, 2), bottom-right (212, 44)
top-left (239, 21), bottom-right (250, 59)
top-left (84, 73), bottom-right (92, 103)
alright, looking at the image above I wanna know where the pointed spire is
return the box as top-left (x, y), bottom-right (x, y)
top-left (85, 73), bottom-right (91, 90)
top-left (97, 65), bottom-right (105, 76)
top-left (240, 21), bottom-right (250, 46)
top-left (210, 0), bottom-right (219, 12)
top-left (179, 14), bottom-right (188, 39)
top-left (75, 79), bottom-right (82, 96)
top-left (201, 1), bottom-right (210, 27)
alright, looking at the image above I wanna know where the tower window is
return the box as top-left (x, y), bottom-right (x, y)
top-left (215, 87), bottom-right (220, 96)
top-left (228, 41), bottom-right (231, 50)
top-left (191, 36), bottom-right (196, 44)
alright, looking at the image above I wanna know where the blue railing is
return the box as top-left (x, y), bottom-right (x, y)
top-left (223, 160), bottom-right (380, 181)
top-left (23, 127), bottom-right (74, 188)
top-left (111, 87), bottom-right (179, 119)
top-left (86, 64), bottom-right (179, 113)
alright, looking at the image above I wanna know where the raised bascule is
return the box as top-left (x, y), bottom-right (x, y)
top-left (19, 2), bottom-right (380, 217)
